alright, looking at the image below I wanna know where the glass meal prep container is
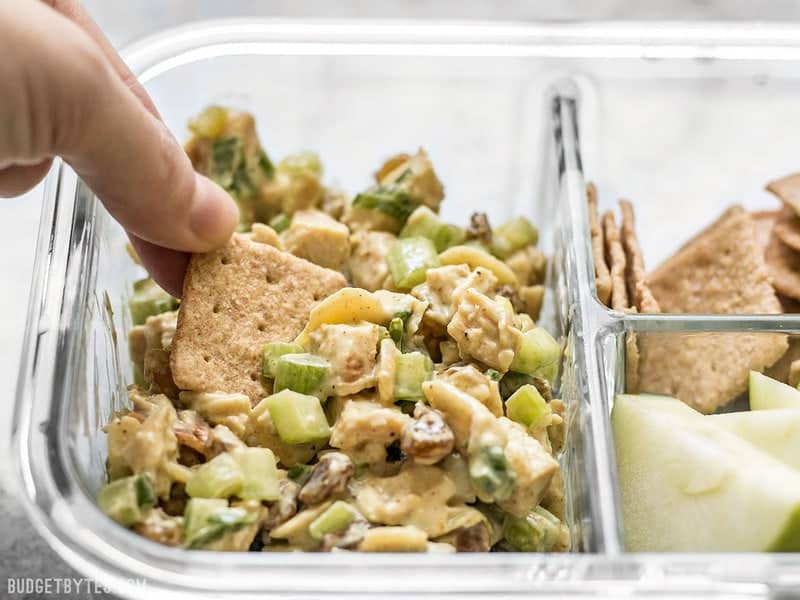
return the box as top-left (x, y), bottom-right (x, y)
top-left (11, 19), bottom-right (800, 599)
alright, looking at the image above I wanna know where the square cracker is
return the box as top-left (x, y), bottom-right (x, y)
top-left (587, 183), bottom-right (612, 306)
top-left (767, 172), bottom-right (800, 217)
top-left (619, 199), bottom-right (660, 314)
top-left (765, 231), bottom-right (800, 302)
top-left (638, 206), bottom-right (786, 413)
top-left (602, 210), bottom-right (628, 310)
top-left (772, 206), bottom-right (800, 253)
top-left (171, 234), bottom-right (347, 403)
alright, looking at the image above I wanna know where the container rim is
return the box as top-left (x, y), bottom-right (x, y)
top-left (13, 17), bottom-right (800, 600)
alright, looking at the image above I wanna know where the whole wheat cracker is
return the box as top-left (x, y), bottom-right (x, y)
top-left (602, 210), bottom-right (628, 311)
top-left (639, 206), bottom-right (786, 413)
top-left (767, 172), bottom-right (800, 217)
top-left (773, 207), bottom-right (800, 253)
top-left (587, 183), bottom-right (612, 305)
top-left (619, 199), bottom-right (660, 314)
top-left (170, 234), bottom-right (347, 403)
top-left (765, 232), bottom-right (800, 302)
top-left (751, 209), bottom-right (780, 253)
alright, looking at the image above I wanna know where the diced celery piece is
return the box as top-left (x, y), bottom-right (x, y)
top-left (129, 278), bottom-right (177, 325)
top-left (469, 446), bottom-right (517, 502)
top-left (210, 136), bottom-right (242, 190)
top-left (261, 342), bottom-right (304, 379)
top-left (394, 352), bottom-right (434, 401)
top-left (491, 216), bottom-right (539, 259)
top-left (233, 447), bottom-right (280, 501)
top-left (269, 213), bottom-right (291, 233)
top-left (506, 384), bottom-right (552, 430)
top-left (387, 237), bottom-right (440, 290)
top-left (400, 206), bottom-right (466, 252)
top-left (273, 353), bottom-right (331, 399)
top-left (264, 389), bottom-right (331, 444)
top-left (186, 452), bottom-right (243, 499)
top-left (97, 474), bottom-right (156, 526)
top-left (502, 506), bottom-right (562, 552)
top-left (183, 498), bottom-right (257, 549)
top-left (352, 184), bottom-right (419, 222)
top-left (485, 369), bottom-right (501, 382)
top-left (188, 105), bottom-right (228, 139)
top-left (510, 327), bottom-right (560, 381)
top-left (308, 500), bottom-right (356, 540)
top-left (278, 151), bottom-right (323, 177)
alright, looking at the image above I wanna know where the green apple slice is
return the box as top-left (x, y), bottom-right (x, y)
top-left (612, 394), bottom-right (800, 551)
top-left (709, 409), bottom-right (800, 472)
top-left (749, 370), bottom-right (800, 411)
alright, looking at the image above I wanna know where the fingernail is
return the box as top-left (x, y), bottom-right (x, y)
top-left (189, 175), bottom-right (240, 246)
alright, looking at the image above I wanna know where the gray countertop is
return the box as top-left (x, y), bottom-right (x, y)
top-left (2, 2), bottom-right (799, 598)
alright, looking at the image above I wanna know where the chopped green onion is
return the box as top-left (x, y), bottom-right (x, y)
top-left (278, 151), bottom-right (323, 178)
top-left (258, 151), bottom-right (275, 179)
top-left (469, 446), bottom-right (516, 502)
top-left (387, 237), bottom-right (440, 290)
top-left (97, 474), bottom-right (156, 526)
top-left (499, 371), bottom-right (534, 400)
top-left (210, 136), bottom-right (241, 190)
top-left (395, 400), bottom-right (417, 415)
top-left (264, 389), bottom-right (331, 444)
top-left (394, 352), bottom-right (433, 401)
top-left (352, 184), bottom-right (419, 223)
top-left (485, 369), bottom-right (502, 382)
top-left (400, 206), bottom-right (466, 252)
top-left (287, 464), bottom-right (313, 485)
top-left (268, 213), bottom-right (291, 233)
top-left (491, 216), bottom-right (539, 259)
top-left (233, 447), bottom-right (280, 502)
top-left (188, 106), bottom-right (228, 139)
top-left (308, 501), bottom-right (356, 540)
top-left (510, 327), bottom-right (560, 382)
top-left (502, 506), bottom-right (562, 552)
top-left (129, 278), bottom-right (177, 325)
top-left (389, 317), bottom-right (405, 348)
top-left (506, 384), bottom-right (552, 430)
top-left (186, 452), bottom-right (243, 499)
top-left (273, 353), bottom-right (331, 399)
top-left (261, 342), bottom-right (304, 378)
top-left (183, 498), bottom-right (257, 549)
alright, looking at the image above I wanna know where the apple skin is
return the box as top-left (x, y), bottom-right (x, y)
top-left (612, 394), bottom-right (800, 552)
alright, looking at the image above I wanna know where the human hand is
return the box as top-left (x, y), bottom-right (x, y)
top-left (0, 0), bottom-right (239, 296)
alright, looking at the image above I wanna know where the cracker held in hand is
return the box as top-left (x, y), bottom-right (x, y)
top-left (587, 183), bottom-right (611, 305)
top-left (639, 206), bottom-right (787, 413)
top-left (171, 234), bottom-right (347, 403)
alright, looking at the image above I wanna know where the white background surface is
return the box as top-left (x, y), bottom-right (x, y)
top-left (3, 1), bottom-right (800, 596)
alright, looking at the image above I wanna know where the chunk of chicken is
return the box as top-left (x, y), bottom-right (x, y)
top-left (330, 399), bottom-right (411, 464)
top-left (309, 322), bottom-right (381, 396)
top-left (446, 289), bottom-right (521, 372)
top-left (437, 363), bottom-right (503, 417)
top-left (412, 265), bottom-right (498, 336)
top-left (282, 209), bottom-right (350, 271)
top-left (349, 231), bottom-right (396, 292)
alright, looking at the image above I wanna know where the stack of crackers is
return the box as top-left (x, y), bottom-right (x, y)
top-left (588, 185), bottom-right (788, 414)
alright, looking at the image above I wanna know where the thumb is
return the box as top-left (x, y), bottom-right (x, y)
top-left (0, 0), bottom-right (239, 253)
